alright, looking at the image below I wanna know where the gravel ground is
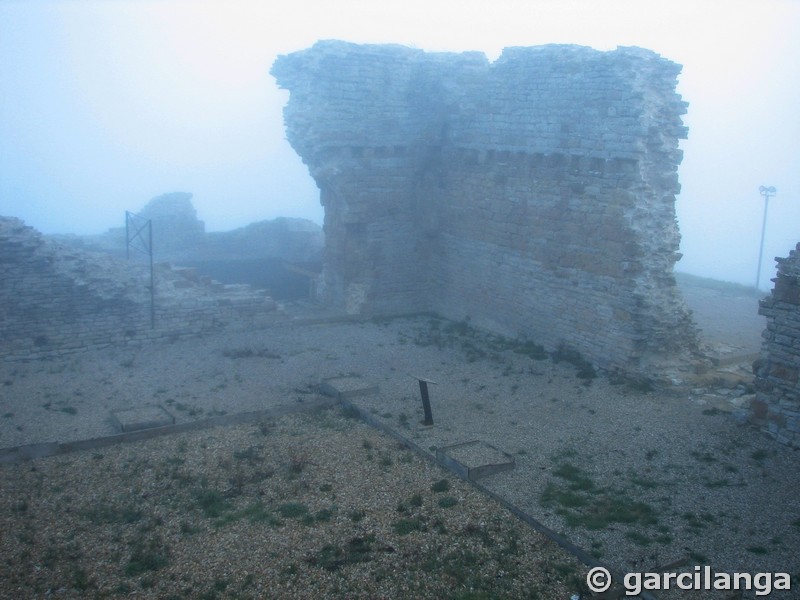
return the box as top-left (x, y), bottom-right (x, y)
top-left (1, 289), bottom-right (798, 599)
top-left (0, 408), bottom-right (586, 599)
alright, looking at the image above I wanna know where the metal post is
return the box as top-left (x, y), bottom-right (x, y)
top-left (148, 220), bottom-right (155, 329)
top-left (125, 211), bottom-right (130, 260)
top-left (412, 376), bottom-right (436, 426)
top-left (756, 185), bottom-right (777, 290)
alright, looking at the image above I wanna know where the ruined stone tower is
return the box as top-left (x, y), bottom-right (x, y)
top-left (272, 41), bottom-right (700, 378)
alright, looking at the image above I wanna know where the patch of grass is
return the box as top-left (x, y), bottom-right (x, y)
top-left (125, 535), bottom-right (170, 576)
top-left (276, 502), bottom-right (309, 519)
top-left (409, 493), bottom-right (423, 507)
top-left (541, 484), bottom-right (588, 509)
top-left (315, 508), bottom-right (334, 523)
top-left (623, 375), bottom-right (656, 393)
top-left (194, 490), bottom-right (231, 519)
top-left (246, 505), bottom-right (283, 526)
top-left (84, 503), bottom-right (143, 525)
top-left (59, 405), bottom-right (78, 415)
top-left (541, 479), bottom-right (658, 531)
top-left (589, 539), bottom-right (604, 559)
top-left (625, 530), bottom-right (652, 546)
top-left (750, 449), bottom-right (769, 462)
top-left (702, 408), bottom-right (721, 416)
top-left (393, 517), bottom-right (424, 535)
top-left (511, 340), bottom-right (548, 360)
top-left (309, 534), bottom-right (376, 571)
top-left (438, 496), bottom-right (459, 509)
top-left (746, 545), bottom-right (769, 555)
top-left (551, 344), bottom-right (596, 382)
top-left (179, 521), bottom-right (202, 535)
top-left (69, 565), bottom-right (94, 591)
top-left (552, 463), bottom-right (595, 491)
top-left (349, 510), bottom-right (365, 522)
top-left (340, 404), bottom-right (361, 420)
top-left (431, 479), bottom-right (450, 493)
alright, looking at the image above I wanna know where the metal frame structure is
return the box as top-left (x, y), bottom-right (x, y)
top-left (125, 210), bottom-right (155, 328)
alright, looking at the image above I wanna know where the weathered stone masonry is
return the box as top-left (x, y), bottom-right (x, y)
top-left (0, 217), bottom-right (276, 362)
top-left (752, 243), bottom-right (800, 447)
top-left (272, 41), bottom-right (700, 377)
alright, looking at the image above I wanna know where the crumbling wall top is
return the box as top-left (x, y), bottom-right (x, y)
top-left (272, 40), bottom-right (687, 163)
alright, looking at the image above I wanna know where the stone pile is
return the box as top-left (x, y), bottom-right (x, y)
top-left (271, 41), bottom-right (701, 380)
top-left (752, 243), bottom-right (800, 447)
top-left (0, 217), bottom-right (276, 362)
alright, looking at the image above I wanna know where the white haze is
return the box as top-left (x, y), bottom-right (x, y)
top-left (0, 0), bottom-right (798, 289)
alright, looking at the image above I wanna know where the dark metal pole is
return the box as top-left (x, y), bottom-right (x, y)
top-left (412, 376), bottom-right (437, 426)
top-left (756, 185), bottom-right (777, 290)
top-left (148, 220), bottom-right (155, 329)
top-left (125, 211), bottom-right (130, 260)
top-left (419, 380), bottom-right (433, 425)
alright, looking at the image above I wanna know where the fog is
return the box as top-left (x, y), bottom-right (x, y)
top-left (1, 0), bottom-right (798, 289)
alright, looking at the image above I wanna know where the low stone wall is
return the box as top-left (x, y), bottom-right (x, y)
top-left (752, 243), bottom-right (800, 447)
top-left (0, 217), bottom-right (276, 362)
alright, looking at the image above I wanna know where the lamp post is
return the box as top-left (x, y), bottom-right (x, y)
top-left (756, 185), bottom-right (777, 290)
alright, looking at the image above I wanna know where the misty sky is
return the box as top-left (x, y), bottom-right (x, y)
top-left (1, 0), bottom-right (798, 288)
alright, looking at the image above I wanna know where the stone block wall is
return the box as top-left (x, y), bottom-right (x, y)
top-left (752, 243), bottom-right (800, 447)
top-left (0, 217), bottom-right (276, 362)
top-left (271, 41), bottom-right (700, 378)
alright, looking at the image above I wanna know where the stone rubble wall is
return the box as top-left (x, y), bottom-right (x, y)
top-left (752, 243), bottom-right (800, 447)
top-left (271, 41), bottom-right (701, 378)
top-left (0, 217), bottom-right (276, 362)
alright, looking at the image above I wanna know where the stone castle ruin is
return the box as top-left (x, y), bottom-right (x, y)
top-left (272, 41), bottom-right (702, 379)
top-left (752, 244), bottom-right (800, 446)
